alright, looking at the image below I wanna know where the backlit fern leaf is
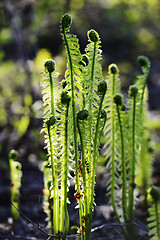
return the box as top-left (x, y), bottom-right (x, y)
top-left (84, 32), bottom-right (104, 162)
top-left (148, 204), bottom-right (160, 240)
top-left (85, 37), bottom-right (103, 112)
top-left (103, 65), bottom-right (121, 208)
top-left (62, 33), bottom-right (84, 109)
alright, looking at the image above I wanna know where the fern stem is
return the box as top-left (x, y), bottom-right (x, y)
top-left (77, 119), bottom-right (88, 240)
top-left (62, 27), bottom-right (84, 238)
top-left (87, 42), bottom-right (97, 223)
top-left (48, 71), bottom-right (60, 234)
top-left (89, 93), bottom-right (106, 235)
top-left (88, 42), bottom-right (97, 166)
top-left (128, 95), bottom-right (136, 222)
top-left (60, 103), bottom-right (70, 239)
top-left (77, 119), bottom-right (88, 211)
top-left (110, 74), bottom-right (121, 224)
top-left (116, 105), bottom-right (127, 222)
top-left (47, 125), bottom-right (59, 234)
top-left (49, 72), bottom-right (54, 115)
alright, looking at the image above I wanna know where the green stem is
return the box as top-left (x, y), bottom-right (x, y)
top-left (60, 103), bottom-right (70, 239)
top-left (77, 119), bottom-right (88, 239)
top-left (139, 68), bottom-right (149, 116)
top-left (88, 93), bottom-right (106, 238)
top-left (77, 119), bottom-right (88, 213)
top-left (128, 95), bottom-right (136, 221)
top-left (47, 125), bottom-right (59, 234)
top-left (87, 42), bottom-right (97, 227)
top-left (62, 27), bottom-right (84, 239)
top-left (127, 95), bottom-right (137, 240)
top-left (116, 105), bottom-right (127, 222)
top-left (49, 72), bottom-right (54, 115)
top-left (88, 42), bottom-right (97, 168)
top-left (48, 71), bottom-right (59, 234)
top-left (111, 75), bottom-right (121, 224)
top-left (138, 73), bottom-right (148, 208)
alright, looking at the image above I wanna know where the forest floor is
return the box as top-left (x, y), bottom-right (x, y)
top-left (1, 147), bottom-right (159, 240)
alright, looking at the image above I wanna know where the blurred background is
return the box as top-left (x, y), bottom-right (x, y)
top-left (0, 0), bottom-right (160, 224)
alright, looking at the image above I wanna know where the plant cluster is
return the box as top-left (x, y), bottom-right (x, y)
top-left (9, 13), bottom-right (160, 240)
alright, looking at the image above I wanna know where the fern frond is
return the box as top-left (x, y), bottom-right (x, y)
top-left (103, 64), bottom-right (122, 223)
top-left (9, 152), bottom-right (22, 220)
top-left (148, 204), bottom-right (160, 240)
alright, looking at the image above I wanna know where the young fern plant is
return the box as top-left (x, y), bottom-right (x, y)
top-left (114, 94), bottom-right (128, 223)
top-left (41, 60), bottom-right (60, 234)
top-left (41, 59), bottom-right (71, 238)
top-left (84, 30), bottom-right (107, 239)
top-left (8, 149), bottom-right (22, 220)
top-left (61, 13), bottom-right (107, 240)
top-left (147, 186), bottom-right (160, 240)
top-left (126, 57), bottom-right (150, 225)
top-left (61, 13), bottom-right (86, 239)
top-left (135, 56), bottom-right (152, 208)
top-left (103, 64), bottom-right (122, 223)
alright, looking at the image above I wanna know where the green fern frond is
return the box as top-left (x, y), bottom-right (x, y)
top-left (103, 64), bottom-right (122, 223)
top-left (136, 88), bottom-right (153, 207)
top-left (148, 205), bottom-right (160, 240)
top-left (9, 150), bottom-right (22, 220)
top-left (147, 186), bottom-right (160, 240)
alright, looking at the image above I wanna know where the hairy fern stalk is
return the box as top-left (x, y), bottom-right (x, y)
top-left (40, 13), bottom-right (153, 240)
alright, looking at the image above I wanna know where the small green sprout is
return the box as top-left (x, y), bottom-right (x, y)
top-left (61, 13), bottom-right (72, 30)
top-left (137, 55), bottom-right (150, 67)
top-left (44, 59), bottom-right (55, 73)
top-left (97, 80), bottom-right (107, 97)
top-left (88, 29), bottom-right (99, 42)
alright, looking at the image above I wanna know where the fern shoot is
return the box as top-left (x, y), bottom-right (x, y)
top-left (134, 56), bottom-right (152, 208)
top-left (59, 92), bottom-right (71, 238)
top-left (128, 85), bottom-right (139, 221)
top-left (114, 94), bottom-right (127, 223)
top-left (77, 109), bottom-right (90, 237)
top-left (147, 186), bottom-right (160, 240)
top-left (103, 64), bottom-right (121, 224)
top-left (42, 59), bottom-right (60, 234)
top-left (9, 149), bottom-right (22, 220)
top-left (89, 81), bottom-right (107, 231)
top-left (61, 13), bottom-right (85, 238)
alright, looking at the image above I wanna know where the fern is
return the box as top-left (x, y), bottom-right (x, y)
top-left (41, 59), bottom-right (72, 237)
top-left (61, 14), bottom-right (106, 240)
top-left (61, 14), bottom-right (85, 238)
top-left (103, 64), bottom-right (121, 223)
top-left (41, 60), bottom-right (60, 234)
top-left (134, 56), bottom-right (152, 208)
top-left (114, 94), bottom-right (128, 223)
top-left (147, 186), bottom-right (160, 240)
top-left (9, 149), bottom-right (22, 220)
top-left (136, 88), bottom-right (153, 208)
